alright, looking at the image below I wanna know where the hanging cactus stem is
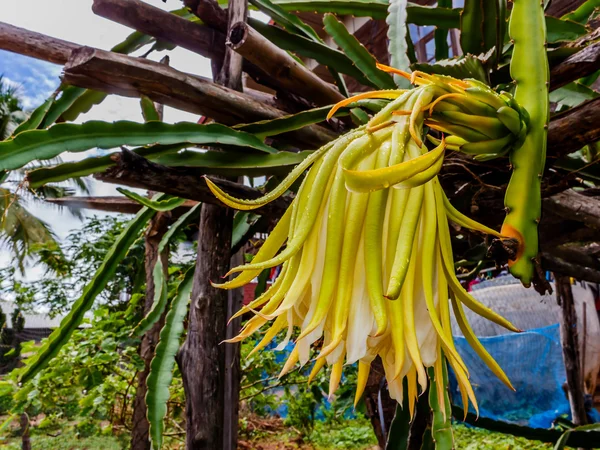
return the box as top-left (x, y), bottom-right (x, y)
top-left (501, 0), bottom-right (549, 286)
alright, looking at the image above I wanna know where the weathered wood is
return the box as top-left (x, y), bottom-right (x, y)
top-left (131, 211), bottom-right (171, 450)
top-left (219, 2), bottom-right (247, 449)
top-left (62, 47), bottom-right (336, 147)
top-left (91, 0), bottom-right (225, 61)
top-left (216, 0), bottom-right (247, 91)
top-left (542, 253), bottom-right (600, 284)
top-left (547, 97), bottom-right (600, 159)
top-left (546, 0), bottom-right (587, 17)
top-left (185, 0), bottom-right (344, 106)
top-left (227, 22), bottom-right (344, 106)
top-left (555, 275), bottom-right (588, 427)
top-left (20, 413), bottom-right (31, 450)
top-left (93, 149), bottom-right (290, 221)
top-left (550, 42), bottom-right (600, 91)
top-left (224, 250), bottom-right (243, 450)
top-left (45, 196), bottom-right (199, 214)
top-left (0, 22), bottom-right (78, 65)
top-left (93, 0), bottom-right (341, 106)
top-left (176, 202), bottom-right (233, 450)
top-left (543, 189), bottom-right (600, 230)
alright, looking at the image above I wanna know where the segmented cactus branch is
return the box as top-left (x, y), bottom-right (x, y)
top-left (502, 0), bottom-right (549, 286)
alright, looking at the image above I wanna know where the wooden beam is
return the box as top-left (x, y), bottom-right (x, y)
top-left (0, 22), bottom-right (78, 65)
top-left (542, 253), bottom-right (600, 284)
top-left (543, 189), bottom-right (600, 230)
top-left (226, 22), bottom-right (345, 106)
top-left (93, 0), bottom-right (343, 106)
top-left (93, 149), bottom-right (290, 219)
top-left (547, 97), bottom-right (600, 159)
top-left (62, 47), bottom-right (336, 147)
top-left (550, 42), bottom-right (600, 91)
top-left (91, 0), bottom-right (225, 61)
top-left (45, 195), bottom-right (198, 215)
top-left (45, 196), bottom-right (146, 214)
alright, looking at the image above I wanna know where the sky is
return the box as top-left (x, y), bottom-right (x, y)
top-left (0, 0), bottom-right (229, 275)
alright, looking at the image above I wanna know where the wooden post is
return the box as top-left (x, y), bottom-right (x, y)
top-left (176, 203), bottom-right (233, 449)
top-left (220, 1), bottom-right (247, 449)
top-left (20, 413), bottom-right (31, 450)
top-left (556, 275), bottom-right (588, 427)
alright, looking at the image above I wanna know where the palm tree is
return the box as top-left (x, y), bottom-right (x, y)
top-left (0, 75), bottom-right (27, 140)
top-left (0, 77), bottom-right (62, 273)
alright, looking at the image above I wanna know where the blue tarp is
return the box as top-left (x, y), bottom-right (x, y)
top-left (448, 324), bottom-right (571, 428)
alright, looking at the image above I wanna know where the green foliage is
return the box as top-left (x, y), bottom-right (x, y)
top-left (453, 424), bottom-right (554, 450)
top-left (386, 0), bottom-right (411, 88)
top-left (323, 14), bottom-right (396, 89)
top-left (0, 121), bottom-right (274, 171)
top-left (0, 429), bottom-right (122, 450)
top-left (17, 202), bottom-right (159, 384)
top-left (0, 215), bottom-right (145, 315)
top-left (146, 269), bottom-right (194, 448)
top-left (308, 417), bottom-right (378, 449)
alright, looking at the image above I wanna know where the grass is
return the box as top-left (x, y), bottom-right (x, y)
top-left (0, 429), bottom-right (123, 450)
top-left (0, 417), bottom-right (565, 450)
top-left (454, 424), bottom-right (556, 450)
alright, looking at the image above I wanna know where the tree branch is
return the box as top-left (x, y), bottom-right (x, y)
top-left (93, 149), bottom-right (290, 219)
top-left (0, 22), bottom-right (78, 65)
top-left (93, 0), bottom-right (343, 106)
top-left (226, 22), bottom-right (344, 106)
top-left (550, 41), bottom-right (600, 91)
top-left (547, 97), bottom-right (600, 159)
top-left (543, 189), bottom-right (600, 230)
top-left (62, 47), bottom-right (336, 147)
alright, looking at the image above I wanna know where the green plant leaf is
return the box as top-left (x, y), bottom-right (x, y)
top-left (140, 96), bottom-right (160, 122)
top-left (323, 14), bottom-right (396, 89)
top-left (427, 364), bottom-right (454, 449)
top-left (0, 414), bottom-right (18, 434)
top-left (411, 56), bottom-right (488, 83)
top-left (18, 198), bottom-right (163, 384)
top-left (236, 104), bottom-right (344, 137)
top-left (249, 0), bottom-right (352, 96)
top-left (250, 0), bottom-right (321, 41)
top-left (385, 379), bottom-right (410, 450)
top-left (545, 16), bottom-right (588, 43)
top-left (249, 19), bottom-right (374, 87)
top-left (561, 0), bottom-right (600, 24)
top-left (272, 0), bottom-right (461, 26)
top-left (146, 267), bottom-right (194, 449)
top-left (460, 0), bottom-right (485, 54)
top-left (133, 204), bottom-right (200, 338)
top-left (59, 90), bottom-right (110, 123)
top-left (26, 144), bottom-right (185, 188)
top-left (434, 0), bottom-right (452, 60)
top-left (154, 149), bottom-right (314, 177)
top-left (39, 86), bottom-right (87, 129)
top-left (12, 95), bottom-right (56, 136)
top-left (549, 82), bottom-right (599, 107)
top-left (116, 189), bottom-right (187, 211)
top-left (0, 121), bottom-right (274, 171)
top-left (386, 0), bottom-right (412, 88)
